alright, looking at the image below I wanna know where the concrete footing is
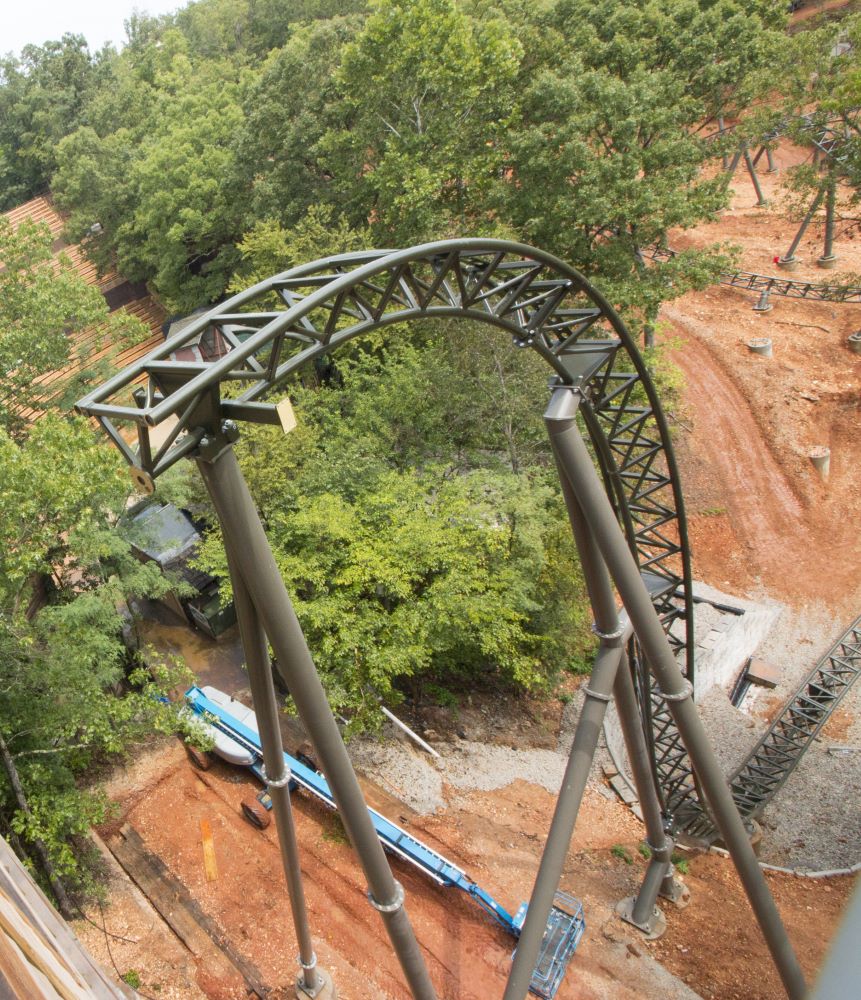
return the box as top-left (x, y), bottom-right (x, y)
top-left (660, 877), bottom-right (691, 909)
top-left (615, 896), bottom-right (667, 940)
top-left (809, 447), bottom-right (830, 480)
top-left (776, 256), bottom-right (800, 271)
top-left (848, 331), bottom-right (861, 355)
top-left (747, 337), bottom-right (773, 358)
top-left (297, 968), bottom-right (337, 1000)
top-left (816, 255), bottom-right (838, 269)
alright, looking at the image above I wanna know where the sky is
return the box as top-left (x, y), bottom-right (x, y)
top-left (3, 2), bottom-right (185, 58)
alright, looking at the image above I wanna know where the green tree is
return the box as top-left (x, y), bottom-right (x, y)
top-left (496, 0), bottom-right (789, 330)
top-left (238, 14), bottom-right (365, 228)
top-left (55, 43), bottom-right (250, 311)
top-left (324, 0), bottom-right (522, 242)
top-left (197, 333), bottom-right (591, 730)
top-left (778, 14), bottom-right (861, 235)
top-left (0, 418), bottom-right (188, 906)
top-left (0, 35), bottom-right (104, 210)
top-left (0, 216), bottom-right (146, 434)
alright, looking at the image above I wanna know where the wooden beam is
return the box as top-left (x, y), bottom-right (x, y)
top-left (0, 926), bottom-right (44, 999)
top-left (107, 826), bottom-right (267, 998)
top-left (0, 837), bottom-right (128, 999)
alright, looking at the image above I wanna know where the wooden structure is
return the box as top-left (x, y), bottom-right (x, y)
top-left (2, 195), bottom-right (166, 420)
top-left (0, 835), bottom-right (134, 999)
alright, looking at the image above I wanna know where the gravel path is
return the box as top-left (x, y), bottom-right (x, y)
top-left (349, 729), bottom-right (575, 815)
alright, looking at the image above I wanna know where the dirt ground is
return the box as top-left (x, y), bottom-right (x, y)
top-left (75, 117), bottom-right (861, 1000)
top-left (662, 139), bottom-right (861, 612)
top-left (81, 735), bottom-right (855, 1000)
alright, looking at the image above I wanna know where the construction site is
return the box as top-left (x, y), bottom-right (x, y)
top-left (52, 119), bottom-right (857, 1000)
top-left (0, 4), bottom-right (859, 1000)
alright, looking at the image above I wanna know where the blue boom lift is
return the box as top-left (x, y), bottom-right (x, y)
top-left (184, 685), bottom-right (585, 999)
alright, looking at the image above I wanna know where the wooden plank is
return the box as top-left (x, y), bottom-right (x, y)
top-left (0, 838), bottom-right (126, 1000)
top-left (199, 820), bottom-right (218, 882)
top-left (0, 890), bottom-right (89, 1000)
top-left (0, 926), bottom-right (45, 999)
top-left (108, 825), bottom-right (267, 998)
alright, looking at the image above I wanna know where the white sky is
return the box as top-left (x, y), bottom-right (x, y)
top-left (3, 2), bottom-right (186, 58)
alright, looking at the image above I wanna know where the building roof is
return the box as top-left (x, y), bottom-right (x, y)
top-left (2, 195), bottom-right (166, 420)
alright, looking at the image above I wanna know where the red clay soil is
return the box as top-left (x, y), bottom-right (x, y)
top-left (650, 854), bottom-right (855, 1000)
top-left (101, 744), bottom-right (856, 1000)
top-left (659, 141), bottom-right (861, 611)
top-left (106, 748), bottom-right (641, 1000)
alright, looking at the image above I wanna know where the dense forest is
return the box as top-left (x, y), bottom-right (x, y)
top-left (0, 0), bottom-right (857, 902)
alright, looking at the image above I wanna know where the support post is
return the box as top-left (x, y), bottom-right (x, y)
top-left (817, 174), bottom-right (838, 268)
top-left (725, 146), bottom-right (743, 179)
top-left (613, 651), bottom-right (688, 935)
top-left (196, 429), bottom-right (437, 1000)
top-left (222, 544), bottom-right (328, 998)
top-left (718, 117), bottom-right (729, 171)
top-left (550, 395), bottom-right (684, 937)
top-left (503, 396), bottom-right (625, 1000)
top-left (779, 184), bottom-right (827, 268)
top-left (743, 147), bottom-right (768, 207)
top-left (544, 386), bottom-right (806, 1000)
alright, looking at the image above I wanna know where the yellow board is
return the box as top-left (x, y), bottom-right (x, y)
top-left (276, 396), bottom-right (297, 434)
top-left (200, 819), bottom-right (218, 882)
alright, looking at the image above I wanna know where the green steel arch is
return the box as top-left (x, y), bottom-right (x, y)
top-left (76, 238), bottom-right (701, 827)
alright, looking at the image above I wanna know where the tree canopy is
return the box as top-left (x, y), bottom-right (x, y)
top-left (0, 418), bottom-right (189, 900)
top-left (44, 0), bottom-right (798, 321)
top-left (0, 209), bottom-right (186, 902)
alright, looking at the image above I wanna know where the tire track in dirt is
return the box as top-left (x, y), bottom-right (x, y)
top-left (674, 333), bottom-right (804, 528)
top-left (664, 316), bottom-right (813, 591)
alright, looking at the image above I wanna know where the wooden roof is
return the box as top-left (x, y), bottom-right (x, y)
top-left (2, 196), bottom-right (166, 419)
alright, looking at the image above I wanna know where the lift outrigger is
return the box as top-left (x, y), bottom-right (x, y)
top-left (185, 684), bottom-right (585, 1000)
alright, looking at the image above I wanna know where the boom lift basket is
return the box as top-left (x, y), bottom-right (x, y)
top-left (513, 891), bottom-right (586, 999)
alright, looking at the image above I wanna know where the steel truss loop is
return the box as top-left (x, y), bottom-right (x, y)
top-left (76, 238), bottom-right (698, 828)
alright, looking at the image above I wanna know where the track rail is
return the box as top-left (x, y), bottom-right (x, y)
top-left (75, 240), bottom-right (700, 825)
top-left (681, 615), bottom-right (861, 842)
top-left (645, 243), bottom-right (861, 302)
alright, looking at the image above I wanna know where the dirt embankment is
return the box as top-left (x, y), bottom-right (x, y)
top-left (660, 141), bottom-right (861, 611)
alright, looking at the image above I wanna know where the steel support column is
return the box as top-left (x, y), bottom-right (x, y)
top-left (221, 541), bottom-right (325, 997)
top-left (612, 653), bottom-right (686, 922)
top-left (197, 432), bottom-right (437, 1000)
top-left (743, 147), bottom-right (767, 206)
top-left (550, 391), bottom-right (682, 937)
top-left (544, 386), bottom-right (806, 1000)
top-left (780, 184), bottom-right (827, 266)
top-left (818, 174), bottom-right (838, 267)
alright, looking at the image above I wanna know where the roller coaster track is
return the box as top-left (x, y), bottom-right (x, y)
top-left (645, 242), bottom-right (861, 302)
top-left (681, 616), bottom-right (861, 842)
top-left (702, 107), bottom-right (858, 164)
top-left (75, 239), bottom-right (854, 850)
top-left (75, 239), bottom-right (702, 828)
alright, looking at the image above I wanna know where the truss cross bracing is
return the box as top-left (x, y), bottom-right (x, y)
top-left (681, 616), bottom-right (861, 842)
